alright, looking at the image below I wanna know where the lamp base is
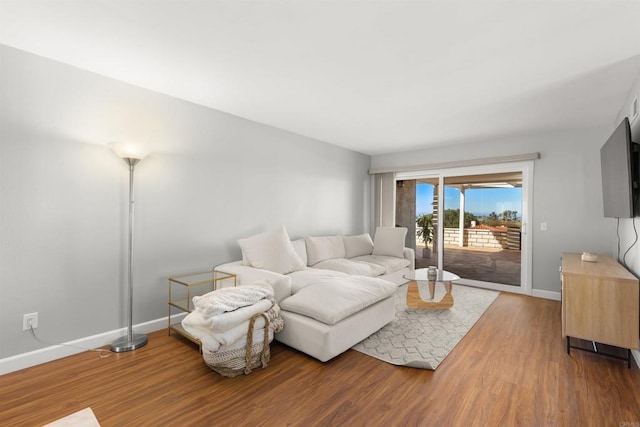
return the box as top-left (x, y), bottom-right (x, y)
top-left (110, 333), bottom-right (148, 353)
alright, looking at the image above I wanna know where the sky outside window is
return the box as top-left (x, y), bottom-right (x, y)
top-left (417, 183), bottom-right (522, 218)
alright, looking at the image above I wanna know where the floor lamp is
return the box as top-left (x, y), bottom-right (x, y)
top-left (109, 142), bottom-right (150, 352)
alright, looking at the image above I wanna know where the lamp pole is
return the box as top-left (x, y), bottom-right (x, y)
top-left (110, 156), bottom-right (148, 352)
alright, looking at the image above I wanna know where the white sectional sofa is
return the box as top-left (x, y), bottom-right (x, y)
top-left (216, 226), bottom-right (414, 361)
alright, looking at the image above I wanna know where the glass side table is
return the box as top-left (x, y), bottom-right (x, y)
top-left (168, 270), bottom-right (237, 348)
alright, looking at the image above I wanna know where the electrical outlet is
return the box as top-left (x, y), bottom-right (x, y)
top-left (23, 312), bottom-right (38, 331)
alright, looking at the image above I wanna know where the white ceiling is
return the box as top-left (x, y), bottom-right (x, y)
top-left (2, 0), bottom-right (640, 155)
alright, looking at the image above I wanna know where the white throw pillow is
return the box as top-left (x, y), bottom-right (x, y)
top-left (290, 238), bottom-right (308, 266)
top-left (241, 249), bottom-right (250, 266)
top-left (372, 227), bottom-right (407, 258)
top-left (304, 235), bottom-right (346, 266)
top-left (237, 226), bottom-right (306, 274)
top-left (343, 233), bottom-right (374, 258)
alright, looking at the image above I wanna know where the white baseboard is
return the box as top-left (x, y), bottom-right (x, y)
top-left (0, 313), bottom-right (187, 376)
top-left (531, 289), bottom-right (561, 301)
top-left (3, 306), bottom-right (635, 374)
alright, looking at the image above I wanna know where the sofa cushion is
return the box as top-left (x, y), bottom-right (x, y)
top-left (287, 268), bottom-right (349, 294)
top-left (237, 226), bottom-right (306, 274)
top-left (313, 258), bottom-right (386, 277)
top-left (343, 233), bottom-right (374, 258)
top-left (372, 227), bottom-right (407, 258)
top-left (280, 277), bottom-right (396, 325)
top-left (351, 255), bottom-right (410, 274)
top-left (304, 235), bottom-right (346, 266)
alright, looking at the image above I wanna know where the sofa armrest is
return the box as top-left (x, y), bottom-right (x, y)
top-left (215, 261), bottom-right (293, 304)
top-left (403, 247), bottom-right (415, 270)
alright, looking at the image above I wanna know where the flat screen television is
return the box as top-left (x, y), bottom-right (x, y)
top-left (601, 117), bottom-right (638, 218)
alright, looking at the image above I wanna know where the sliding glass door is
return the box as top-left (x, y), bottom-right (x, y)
top-left (442, 172), bottom-right (522, 287)
top-left (398, 162), bottom-right (533, 295)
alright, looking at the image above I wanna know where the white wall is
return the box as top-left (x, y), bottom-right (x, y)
top-left (0, 45), bottom-right (371, 359)
top-left (371, 126), bottom-right (615, 293)
top-left (614, 71), bottom-right (640, 274)
top-left (612, 69), bottom-right (640, 374)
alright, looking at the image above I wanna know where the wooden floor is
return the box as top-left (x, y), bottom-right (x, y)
top-left (1, 293), bottom-right (639, 426)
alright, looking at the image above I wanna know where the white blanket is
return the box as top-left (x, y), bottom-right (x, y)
top-left (193, 280), bottom-right (273, 317)
top-left (183, 298), bottom-right (274, 332)
top-left (183, 306), bottom-right (280, 352)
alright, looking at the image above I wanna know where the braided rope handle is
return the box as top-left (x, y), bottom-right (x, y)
top-left (244, 312), bottom-right (270, 375)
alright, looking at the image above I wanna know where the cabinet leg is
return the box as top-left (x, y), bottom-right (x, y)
top-left (566, 336), bottom-right (570, 355)
top-left (628, 349), bottom-right (632, 369)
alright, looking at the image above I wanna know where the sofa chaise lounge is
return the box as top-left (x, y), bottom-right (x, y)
top-left (214, 226), bottom-right (414, 361)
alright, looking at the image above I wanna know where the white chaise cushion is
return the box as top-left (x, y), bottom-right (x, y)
top-left (351, 255), bottom-right (411, 274)
top-left (238, 226), bottom-right (306, 274)
top-left (343, 233), bottom-right (374, 258)
top-left (280, 277), bottom-right (396, 325)
top-left (372, 227), bottom-right (408, 258)
top-left (287, 269), bottom-right (349, 294)
top-left (313, 258), bottom-right (386, 277)
top-left (304, 235), bottom-right (346, 266)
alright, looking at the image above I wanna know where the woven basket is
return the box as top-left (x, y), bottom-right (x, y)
top-left (203, 312), bottom-right (271, 377)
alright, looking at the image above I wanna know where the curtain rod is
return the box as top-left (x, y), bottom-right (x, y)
top-left (369, 152), bottom-right (540, 175)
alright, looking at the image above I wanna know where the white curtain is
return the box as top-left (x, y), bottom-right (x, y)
top-left (373, 172), bottom-right (396, 229)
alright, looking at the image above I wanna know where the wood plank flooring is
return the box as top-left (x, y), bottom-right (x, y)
top-left (1, 293), bottom-right (639, 426)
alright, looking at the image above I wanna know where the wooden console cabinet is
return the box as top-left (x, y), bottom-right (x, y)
top-left (561, 252), bottom-right (639, 366)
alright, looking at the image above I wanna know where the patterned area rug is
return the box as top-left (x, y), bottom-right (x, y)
top-left (352, 283), bottom-right (499, 369)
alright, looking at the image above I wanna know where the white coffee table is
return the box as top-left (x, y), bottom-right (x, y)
top-left (403, 268), bottom-right (460, 309)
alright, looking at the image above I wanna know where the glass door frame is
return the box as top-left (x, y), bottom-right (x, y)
top-left (397, 160), bottom-right (534, 295)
